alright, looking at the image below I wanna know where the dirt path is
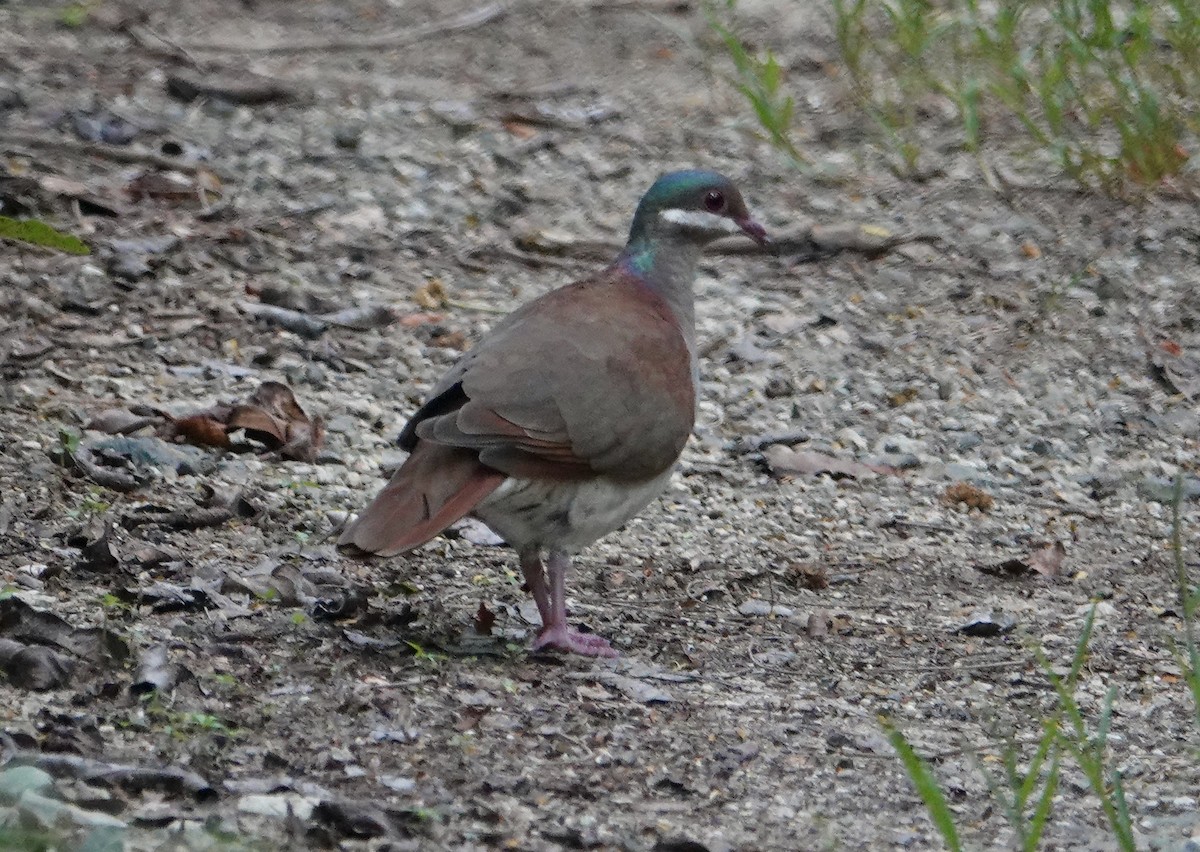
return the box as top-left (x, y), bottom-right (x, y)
top-left (2, 1), bottom-right (1198, 849)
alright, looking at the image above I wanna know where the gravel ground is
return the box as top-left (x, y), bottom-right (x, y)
top-left (1, 1), bottom-right (1199, 849)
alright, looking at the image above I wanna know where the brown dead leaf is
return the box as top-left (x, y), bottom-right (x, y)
top-left (149, 382), bottom-right (322, 460)
top-left (431, 330), bottom-right (468, 350)
top-left (806, 609), bottom-right (831, 638)
top-left (126, 171), bottom-right (194, 202)
top-left (1028, 541), bottom-right (1066, 577)
top-left (980, 541), bottom-right (1066, 579)
top-left (239, 301), bottom-right (329, 338)
top-left (169, 411), bottom-right (233, 449)
top-left (227, 405), bottom-right (287, 446)
top-left (398, 311), bottom-right (445, 327)
top-left (414, 279), bottom-right (448, 309)
top-left (126, 169), bottom-right (221, 206)
top-left (983, 557), bottom-right (1034, 578)
top-left (454, 707), bottom-right (489, 732)
top-left (809, 222), bottom-right (894, 255)
top-left (764, 445), bottom-right (897, 480)
top-left (227, 381), bottom-right (324, 461)
top-left (501, 119), bottom-right (539, 139)
top-left (320, 303), bottom-right (398, 330)
top-left (787, 562), bottom-right (829, 591)
top-left (474, 601), bottom-right (496, 636)
top-left (942, 482), bottom-right (994, 511)
top-left (888, 387), bottom-right (920, 407)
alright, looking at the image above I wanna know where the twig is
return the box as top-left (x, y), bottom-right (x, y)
top-left (462, 244), bottom-right (589, 272)
top-left (124, 506), bottom-right (235, 531)
top-left (180, 4), bottom-right (506, 54)
top-left (52, 318), bottom-right (208, 352)
top-left (445, 298), bottom-right (510, 314)
top-left (870, 658), bottom-right (1025, 674)
top-left (880, 517), bottom-right (959, 534)
top-left (123, 24), bottom-right (204, 69)
top-left (0, 131), bottom-right (225, 177)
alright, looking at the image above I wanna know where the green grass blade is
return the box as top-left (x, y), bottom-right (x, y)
top-left (0, 216), bottom-right (90, 255)
top-left (1017, 719), bottom-right (1059, 806)
top-left (973, 745), bottom-right (1029, 846)
top-left (1096, 684), bottom-right (1118, 749)
top-left (1026, 749), bottom-right (1060, 850)
top-left (881, 718), bottom-right (963, 851)
top-left (1169, 474), bottom-right (1200, 726)
top-left (1111, 769), bottom-right (1134, 845)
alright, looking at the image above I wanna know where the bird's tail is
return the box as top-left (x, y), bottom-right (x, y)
top-left (338, 442), bottom-right (504, 556)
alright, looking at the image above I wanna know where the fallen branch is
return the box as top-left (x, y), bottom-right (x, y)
top-left (123, 23), bottom-right (204, 69)
top-left (503, 224), bottom-right (940, 267)
top-left (72, 446), bottom-right (141, 493)
top-left (0, 131), bottom-right (225, 177)
top-left (180, 4), bottom-right (505, 54)
top-left (0, 741), bottom-right (215, 801)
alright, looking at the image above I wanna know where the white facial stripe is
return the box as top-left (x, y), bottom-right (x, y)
top-left (659, 207), bottom-right (741, 235)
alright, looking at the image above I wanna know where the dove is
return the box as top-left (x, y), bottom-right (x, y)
top-left (341, 170), bottom-right (768, 655)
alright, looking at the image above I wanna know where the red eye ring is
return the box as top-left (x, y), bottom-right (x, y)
top-left (704, 190), bottom-right (725, 212)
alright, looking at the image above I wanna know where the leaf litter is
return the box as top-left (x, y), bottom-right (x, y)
top-left (88, 380), bottom-right (325, 462)
top-left (2, 1), bottom-right (1199, 848)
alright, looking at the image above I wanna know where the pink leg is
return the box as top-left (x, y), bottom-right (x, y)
top-left (530, 551), bottom-right (617, 657)
top-left (519, 550), bottom-right (552, 629)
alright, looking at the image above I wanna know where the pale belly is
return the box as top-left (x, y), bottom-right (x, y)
top-left (472, 470), bottom-right (674, 554)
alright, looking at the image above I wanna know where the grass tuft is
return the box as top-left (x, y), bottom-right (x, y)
top-left (881, 472), bottom-right (1199, 849)
top-left (704, 0), bottom-right (805, 165)
top-left (711, 0), bottom-right (1200, 193)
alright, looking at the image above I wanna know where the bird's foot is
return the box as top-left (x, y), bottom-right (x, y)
top-left (532, 625), bottom-right (618, 658)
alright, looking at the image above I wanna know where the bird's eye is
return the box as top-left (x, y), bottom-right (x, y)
top-left (704, 190), bottom-right (725, 212)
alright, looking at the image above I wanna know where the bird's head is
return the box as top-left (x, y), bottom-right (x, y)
top-left (628, 170), bottom-right (769, 248)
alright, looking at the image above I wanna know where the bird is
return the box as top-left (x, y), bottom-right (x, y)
top-left (340, 170), bottom-right (769, 656)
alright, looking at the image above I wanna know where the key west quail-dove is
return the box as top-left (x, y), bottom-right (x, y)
top-left (341, 170), bottom-right (769, 656)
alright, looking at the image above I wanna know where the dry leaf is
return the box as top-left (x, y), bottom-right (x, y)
top-left (430, 330), bottom-right (468, 350)
top-left (227, 381), bottom-right (324, 461)
top-left (501, 119), bottom-right (539, 139)
top-left (126, 171), bottom-right (194, 202)
top-left (980, 541), bottom-right (1066, 578)
top-left (414, 279), bottom-right (448, 309)
top-left (398, 311), bottom-right (445, 327)
top-left (170, 412), bottom-right (233, 449)
top-left (474, 601), bottom-right (496, 636)
top-left (239, 301), bottom-right (328, 339)
top-left (166, 69), bottom-right (296, 105)
top-left (150, 382), bottom-right (322, 461)
top-left (1028, 541), bottom-right (1066, 577)
top-left (942, 482), bottom-right (994, 511)
top-left (788, 562), bottom-right (829, 590)
top-left (806, 609), bottom-right (831, 638)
